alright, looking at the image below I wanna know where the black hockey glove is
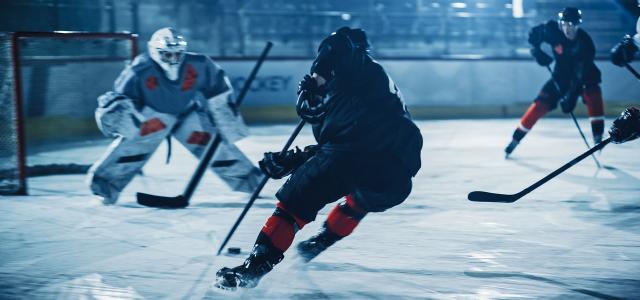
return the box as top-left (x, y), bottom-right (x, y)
top-left (611, 35), bottom-right (638, 67)
top-left (528, 24), bottom-right (545, 47)
top-left (608, 107), bottom-right (640, 144)
top-left (296, 75), bottom-right (329, 124)
top-left (259, 145), bottom-right (319, 179)
top-left (531, 47), bottom-right (553, 67)
top-left (297, 74), bottom-right (326, 96)
top-left (561, 85), bottom-right (581, 114)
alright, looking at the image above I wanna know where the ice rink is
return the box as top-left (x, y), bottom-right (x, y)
top-left (1, 119), bottom-right (639, 299)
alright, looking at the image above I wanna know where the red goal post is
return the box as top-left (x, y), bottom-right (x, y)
top-left (0, 31), bottom-right (138, 195)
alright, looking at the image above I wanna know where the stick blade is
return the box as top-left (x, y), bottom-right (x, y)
top-left (467, 191), bottom-right (519, 203)
top-left (136, 193), bottom-right (189, 209)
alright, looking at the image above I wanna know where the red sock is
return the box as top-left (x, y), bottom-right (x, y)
top-left (259, 202), bottom-right (307, 252)
top-left (519, 100), bottom-right (550, 131)
top-left (583, 85), bottom-right (605, 136)
top-left (325, 195), bottom-right (367, 237)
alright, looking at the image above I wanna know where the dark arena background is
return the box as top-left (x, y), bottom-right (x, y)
top-left (1, 1), bottom-right (639, 299)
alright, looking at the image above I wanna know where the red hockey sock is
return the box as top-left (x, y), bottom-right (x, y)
top-left (519, 100), bottom-right (550, 131)
top-left (259, 202), bottom-right (307, 252)
top-left (583, 85), bottom-right (605, 136)
top-left (325, 195), bottom-right (367, 237)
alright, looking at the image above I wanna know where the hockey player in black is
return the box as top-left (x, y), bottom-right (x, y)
top-left (609, 14), bottom-right (639, 144)
top-left (505, 7), bottom-right (605, 157)
top-left (215, 27), bottom-right (423, 290)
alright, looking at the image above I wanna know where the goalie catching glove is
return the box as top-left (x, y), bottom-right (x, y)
top-left (609, 107), bottom-right (640, 144)
top-left (95, 91), bottom-right (143, 139)
top-left (259, 145), bottom-right (318, 179)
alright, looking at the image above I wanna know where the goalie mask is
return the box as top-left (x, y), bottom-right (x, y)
top-left (148, 27), bottom-right (187, 81)
top-left (558, 7), bottom-right (581, 40)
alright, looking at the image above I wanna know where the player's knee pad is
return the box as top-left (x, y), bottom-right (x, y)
top-left (96, 92), bottom-right (144, 139)
top-left (325, 195), bottom-right (367, 237)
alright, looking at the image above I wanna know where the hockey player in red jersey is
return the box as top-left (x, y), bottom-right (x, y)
top-left (505, 7), bottom-right (605, 157)
top-left (87, 28), bottom-right (262, 205)
top-left (214, 27), bottom-right (423, 290)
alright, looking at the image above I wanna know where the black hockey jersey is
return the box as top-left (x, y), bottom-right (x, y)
top-left (536, 20), bottom-right (601, 87)
top-left (311, 57), bottom-right (422, 177)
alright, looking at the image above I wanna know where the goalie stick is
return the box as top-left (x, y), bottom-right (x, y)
top-left (546, 65), bottom-right (601, 169)
top-left (137, 41), bottom-right (273, 209)
top-left (468, 137), bottom-right (611, 203)
top-left (216, 119), bottom-right (306, 255)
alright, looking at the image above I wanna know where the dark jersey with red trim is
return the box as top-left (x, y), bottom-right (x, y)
top-left (113, 52), bottom-right (231, 115)
top-left (312, 57), bottom-right (422, 176)
top-left (537, 20), bottom-right (600, 86)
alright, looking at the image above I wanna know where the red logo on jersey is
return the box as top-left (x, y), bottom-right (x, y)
top-left (140, 118), bottom-right (166, 136)
top-left (186, 131), bottom-right (211, 145)
top-left (181, 64), bottom-right (198, 91)
top-left (145, 76), bottom-right (158, 90)
top-left (554, 44), bottom-right (563, 55)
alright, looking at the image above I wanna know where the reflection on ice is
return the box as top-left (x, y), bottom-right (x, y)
top-left (1, 120), bottom-right (639, 299)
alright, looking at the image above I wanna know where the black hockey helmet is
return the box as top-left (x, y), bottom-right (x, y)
top-left (558, 7), bottom-right (582, 25)
top-left (310, 27), bottom-right (370, 80)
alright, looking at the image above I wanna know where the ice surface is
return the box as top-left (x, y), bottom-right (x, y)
top-left (1, 119), bottom-right (639, 299)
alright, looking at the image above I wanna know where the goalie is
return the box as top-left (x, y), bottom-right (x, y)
top-left (87, 27), bottom-right (263, 205)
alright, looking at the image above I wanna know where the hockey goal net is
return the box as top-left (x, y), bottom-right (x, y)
top-left (0, 32), bottom-right (137, 195)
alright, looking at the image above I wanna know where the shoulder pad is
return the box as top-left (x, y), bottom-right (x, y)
top-left (182, 52), bottom-right (208, 64)
top-left (129, 53), bottom-right (155, 73)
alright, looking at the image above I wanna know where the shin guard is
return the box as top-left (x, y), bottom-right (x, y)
top-left (257, 202), bottom-right (307, 252)
top-left (519, 100), bottom-right (550, 134)
top-left (325, 195), bottom-right (367, 237)
top-left (583, 84), bottom-right (605, 139)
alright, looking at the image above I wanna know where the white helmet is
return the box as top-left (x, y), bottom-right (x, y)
top-left (148, 27), bottom-right (187, 81)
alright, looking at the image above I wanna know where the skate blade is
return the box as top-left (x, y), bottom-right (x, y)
top-left (214, 278), bottom-right (238, 292)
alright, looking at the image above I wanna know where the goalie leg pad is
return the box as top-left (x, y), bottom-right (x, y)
top-left (172, 110), bottom-right (263, 193)
top-left (87, 108), bottom-right (177, 203)
top-left (203, 90), bottom-right (250, 143)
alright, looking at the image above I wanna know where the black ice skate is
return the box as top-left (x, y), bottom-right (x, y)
top-left (297, 226), bottom-right (342, 262)
top-left (215, 244), bottom-right (283, 290)
top-left (504, 140), bottom-right (519, 158)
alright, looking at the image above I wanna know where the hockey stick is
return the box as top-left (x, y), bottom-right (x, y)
top-left (625, 63), bottom-right (640, 80)
top-left (468, 137), bottom-right (611, 203)
top-left (137, 42), bottom-right (273, 209)
top-left (217, 119), bottom-right (306, 255)
top-left (546, 65), bottom-right (601, 168)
